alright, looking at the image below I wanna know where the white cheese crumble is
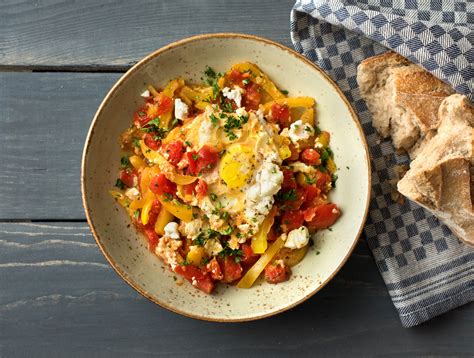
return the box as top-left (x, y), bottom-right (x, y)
top-left (222, 86), bottom-right (243, 108)
top-left (140, 89), bottom-right (150, 98)
top-left (284, 226), bottom-right (310, 249)
top-left (124, 187), bottom-right (140, 200)
top-left (290, 161), bottom-right (317, 174)
top-left (204, 238), bottom-right (224, 256)
top-left (164, 222), bottom-right (180, 240)
top-left (181, 219), bottom-right (203, 239)
top-left (174, 98), bottom-right (189, 120)
top-left (155, 236), bottom-right (182, 269)
top-left (286, 120), bottom-right (314, 145)
top-left (235, 107), bottom-right (248, 117)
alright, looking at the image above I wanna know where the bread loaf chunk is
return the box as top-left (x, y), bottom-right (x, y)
top-left (397, 95), bottom-right (474, 245)
top-left (357, 52), bottom-right (454, 151)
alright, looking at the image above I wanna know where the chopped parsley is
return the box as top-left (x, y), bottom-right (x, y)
top-left (280, 89), bottom-right (289, 95)
top-left (204, 66), bottom-right (223, 99)
top-left (120, 156), bottom-right (131, 169)
top-left (223, 114), bottom-right (249, 140)
top-left (192, 228), bottom-right (222, 246)
top-left (221, 226), bottom-right (233, 235)
top-left (185, 141), bottom-right (192, 147)
top-left (192, 153), bottom-right (199, 161)
top-left (132, 138), bottom-right (141, 148)
top-left (277, 188), bottom-right (297, 201)
top-left (140, 117), bottom-right (169, 141)
top-left (242, 78), bottom-right (250, 85)
top-left (162, 192), bottom-right (173, 202)
top-left (331, 174), bottom-right (338, 188)
top-left (305, 174), bottom-right (316, 185)
top-left (210, 193), bottom-right (217, 201)
top-left (221, 101), bottom-right (234, 113)
top-left (210, 113), bottom-right (219, 127)
top-left (115, 178), bottom-right (125, 190)
top-left (133, 210), bottom-right (140, 219)
top-left (218, 242), bottom-right (244, 263)
top-left (320, 148), bottom-right (330, 165)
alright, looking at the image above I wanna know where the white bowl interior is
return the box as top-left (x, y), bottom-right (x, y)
top-left (83, 35), bottom-right (370, 321)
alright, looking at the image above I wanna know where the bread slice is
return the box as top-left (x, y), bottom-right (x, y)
top-left (397, 95), bottom-right (474, 246)
top-left (357, 52), bottom-right (454, 151)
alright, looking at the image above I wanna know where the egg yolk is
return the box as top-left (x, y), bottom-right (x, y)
top-left (219, 144), bottom-right (254, 189)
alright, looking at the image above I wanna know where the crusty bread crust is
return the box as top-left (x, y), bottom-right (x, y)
top-left (397, 95), bottom-right (474, 246)
top-left (357, 51), bottom-right (454, 151)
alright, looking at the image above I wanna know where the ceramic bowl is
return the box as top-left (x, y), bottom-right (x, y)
top-left (81, 33), bottom-right (371, 321)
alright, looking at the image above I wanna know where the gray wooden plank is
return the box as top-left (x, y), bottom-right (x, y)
top-left (0, 72), bottom-right (121, 220)
top-left (1, 222), bottom-right (473, 357)
top-left (0, 0), bottom-right (294, 68)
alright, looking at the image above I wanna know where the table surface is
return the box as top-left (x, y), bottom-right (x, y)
top-left (1, 1), bottom-right (473, 357)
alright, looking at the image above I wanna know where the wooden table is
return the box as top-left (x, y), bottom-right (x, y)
top-left (1, 1), bottom-right (473, 356)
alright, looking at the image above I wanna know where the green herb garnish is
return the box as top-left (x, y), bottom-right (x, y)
top-left (115, 178), bottom-right (125, 190)
top-left (280, 89), bottom-right (289, 95)
top-left (120, 156), bottom-right (131, 169)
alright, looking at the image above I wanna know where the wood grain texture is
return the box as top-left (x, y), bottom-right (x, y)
top-left (0, 72), bottom-right (121, 220)
top-left (0, 223), bottom-right (474, 357)
top-left (1, 222), bottom-right (473, 357)
top-left (0, 0), bottom-right (294, 68)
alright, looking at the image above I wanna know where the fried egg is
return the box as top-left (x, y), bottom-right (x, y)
top-left (177, 106), bottom-right (283, 238)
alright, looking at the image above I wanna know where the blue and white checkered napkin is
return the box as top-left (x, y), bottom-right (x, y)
top-left (290, 0), bottom-right (474, 327)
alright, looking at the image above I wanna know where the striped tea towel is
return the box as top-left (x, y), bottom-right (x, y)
top-left (290, 0), bottom-right (474, 327)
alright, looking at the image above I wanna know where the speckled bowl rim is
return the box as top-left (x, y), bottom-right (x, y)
top-left (81, 33), bottom-right (372, 322)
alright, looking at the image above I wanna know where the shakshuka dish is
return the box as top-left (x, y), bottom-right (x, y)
top-left (110, 63), bottom-right (341, 293)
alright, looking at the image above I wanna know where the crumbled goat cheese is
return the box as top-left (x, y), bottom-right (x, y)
top-left (164, 222), bottom-right (180, 240)
top-left (222, 86), bottom-right (244, 108)
top-left (140, 90), bottom-right (150, 98)
top-left (284, 226), bottom-right (310, 249)
top-left (174, 98), bottom-right (189, 120)
top-left (124, 188), bottom-right (140, 200)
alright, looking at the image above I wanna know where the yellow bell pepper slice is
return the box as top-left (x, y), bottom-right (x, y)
top-left (157, 195), bottom-right (194, 222)
top-left (140, 166), bottom-right (160, 195)
top-left (186, 246), bottom-right (206, 266)
top-left (231, 62), bottom-right (285, 100)
top-left (300, 108), bottom-right (315, 126)
top-left (140, 192), bottom-right (156, 225)
top-left (154, 208), bottom-right (174, 235)
top-left (237, 235), bottom-right (286, 288)
top-left (162, 78), bottom-right (185, 98)
top-left (129, 155), bottom-right (146, 170)
top-left (147, 85), bottom-right (159, 97)
top-left (262, 97), bottom-right (315, 113)
top-left (326, 157), bottom-right (337, 173)
top-left (279, 145), bottom-right (291, 160)
top-left (251, 206), bottom-right (277, 254)
top-left (109, 190), bottom-right (130, 208)
top-left (316, 131), bottom-right (330, 148)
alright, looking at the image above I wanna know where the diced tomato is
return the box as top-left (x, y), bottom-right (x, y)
top-left (149, 174), bottom-right (176, 195)
top-left (228, 69), bottom-right (251, 86)
top-left (221, 257), bottom-right (243, 283)
top-left (174, 265), bottom-right (215, 294)
top-left (143, 228), bottom-right (159, 252)
top-left (270, 103), bottom-right (291, 128)
top-left (144, 133), bottom-right (160, 151)
top-left (316, 171), bottom-right (332, 191)
top-left (280, 210), bottom-right (304, 232)
top-left (183, 182), bottom-right (196, 196)
top-left (282, 187), bottom-right (306, 211)
top-left (244, 82), bottom-right (261, 110)
top-left (303, 185), bottom-right (321, 206)
top-left (145, 200), bottom-right (161, 229)
top-left (133, 107), bottom-right (151, 127)
top-left (305, 203), bottom-right (341, 230)
top-left (264, 261), bottom-right (291, 284)
top-left (301, 148), bottom-right (321, 165)
top-left (164, 141), bottom-right (184, 166)
top-left (195, 179), bottom-right (208, 198)
top-left (196, 145), bottom-right (219, 173)
top-left (205, 258), bottom-right (223, 281)
top-left (120, 170), bottom-right (137, 188)
top-left (185, 151), bottom-right (198, 175)
top-left (282, 168), bottom-right (297, 189)
top-left (154, 94), bottom-right (173, 116)
top-left (240, 244), bottom-right (259, 268)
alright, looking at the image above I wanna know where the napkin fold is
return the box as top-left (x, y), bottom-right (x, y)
top-left (290, 0), bottom-right (474, 327)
